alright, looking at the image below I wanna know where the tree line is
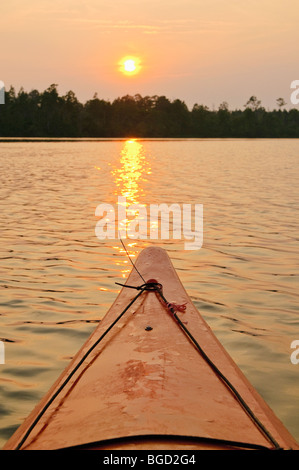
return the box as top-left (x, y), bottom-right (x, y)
top-left (0, 84), bottom-right (298, 138)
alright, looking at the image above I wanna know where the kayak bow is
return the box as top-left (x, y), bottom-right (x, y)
top-left (4, 247), bottom-right (299, 450)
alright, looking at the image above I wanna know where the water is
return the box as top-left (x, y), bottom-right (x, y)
top-left (0, 138), bottom-right (298, 448)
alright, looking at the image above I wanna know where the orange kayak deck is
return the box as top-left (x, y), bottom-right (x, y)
top-left (4, 247), bottom-right (299, 450)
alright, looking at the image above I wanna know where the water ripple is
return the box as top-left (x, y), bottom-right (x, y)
top-left (0, 139), bottom-right (299, 446)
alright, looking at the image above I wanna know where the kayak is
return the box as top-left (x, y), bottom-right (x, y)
top-left (4, 246), bottom-right (299, 450)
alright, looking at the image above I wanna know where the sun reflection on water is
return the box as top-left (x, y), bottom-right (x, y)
top-left (111, 139), bottom-right (151, 278)
top-left (112, 139), bottom-right (151, 204)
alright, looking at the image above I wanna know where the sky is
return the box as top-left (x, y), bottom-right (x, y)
top-left (1, 0), bottom-right (299, 110)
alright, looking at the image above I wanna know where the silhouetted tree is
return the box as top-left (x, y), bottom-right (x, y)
top-left (276, 97), bottom-right (286, 109)
top-left (244, 96), bottom-right (262, 111)
top-left (0, 85), bottom-right (299, 138)
top-left (83, 94), bottom-right (111, 137)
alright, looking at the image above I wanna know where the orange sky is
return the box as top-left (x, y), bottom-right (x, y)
top-left (1, 0), bottom-right (299, 109)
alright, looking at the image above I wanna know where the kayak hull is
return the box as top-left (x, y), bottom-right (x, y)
top-left (4, 247), bottom-right (299, 450)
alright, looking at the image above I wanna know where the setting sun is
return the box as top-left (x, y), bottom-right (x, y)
top-left (124, 60), bottom-right (136, 72)
top-left (119, 56), bottom-right (141, 76)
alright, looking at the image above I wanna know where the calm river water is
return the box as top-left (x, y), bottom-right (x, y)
top-left (0, 138), bottom-right (298, 447)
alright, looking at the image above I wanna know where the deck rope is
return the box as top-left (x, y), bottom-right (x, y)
top-left (14, 284), bottom-right (149, 450)
top-left (116, 280), bottom-right (282, 450)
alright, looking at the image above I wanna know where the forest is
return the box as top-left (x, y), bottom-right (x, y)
top-left (0, 84), bottom-right (299, 138)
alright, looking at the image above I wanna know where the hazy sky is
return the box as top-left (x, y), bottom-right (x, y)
top-left (1, 0), bottom-right (298, 109)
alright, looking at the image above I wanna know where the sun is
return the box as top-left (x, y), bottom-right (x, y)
top-left (124, 59), bottom-right (136, 73)
top-left (119, 56), bottom-right (141, 76)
